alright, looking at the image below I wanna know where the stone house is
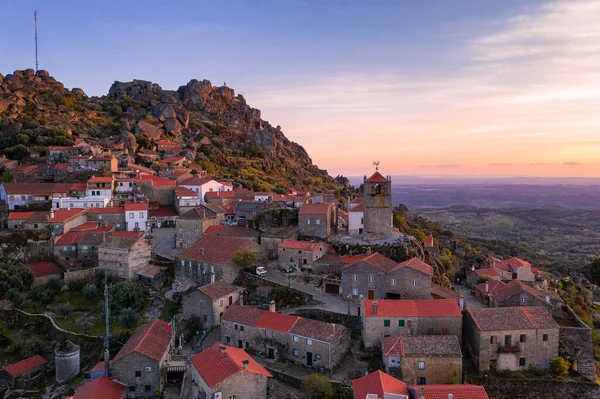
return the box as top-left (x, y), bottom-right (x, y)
top-left (53, 225), bottom-right (112, 267)
top-left (148, 204), bottom-right (178, 228)
top-left (490, 280), bottom-right (552, 309)
top-left (182, 280), bottom-right (239, 327)
top-left (488, 257), bottom-right (537, 282)
top-left (474, 280), bottom-right (505, 301)
top-left (342, 255), bottom-right (432, 301)
top-left (133, 175), bottom-right (176, 206)
top-left (99, 232), bottom-right (151, 279)
top-left (7, 211), bottom-right (51, 230)
top-left (11, 164), bottom-right (38, 179)
top-left (313, 249), bottom-right (345, 275)
top-left (298, 202), bottom-right (334, 239)
top-left (221, 303), bottom-right (350, 369)
top-left (72, 376), bottom-right (126, 399)
top-left (234, 200), bottom-right (267, 224)
top-left (0, 355), bottom-right (47, 388)
top-left (87, 207), bottom-right (127, 230)
top-left (175, 236), bottom-right (265, 285)
top-left (181, 177), bottom-right (230, 204)
top-left (260, 227), bottom-right (298, 259)
top-left (87, 156), bottom-right (118, 172)
top-left (277, 240), bottom-right (328, 272)
top-left (205, 225), bottom-right (261, 243)
top-left (49, 208), bottom-right (87, 236)
top-left (463, 307), bottom-right (559, 373)
top-left (24, 262), bottom-right (63, 286)
top-left (466, 267), bottom-right (501, 287)
top-left (381, 335), bottom-right (462, 385)
top-left (190, 344), bottom-right (271, 399)
top-left (361, 299), bottom-right (463, 348)
top-left (351, 370), bottom-right (409, 399)
top-left (205, 190), bottom-right (236, 204)
top-left (408, 384), bottom-right (490, 399)
top-left (112, 319), bottom-right (172, 397)
top-left (175, 206), bottom-right (224, 248)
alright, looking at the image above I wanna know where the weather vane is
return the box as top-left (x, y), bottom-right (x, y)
top-left (373, 161), bottom-right (380, 171)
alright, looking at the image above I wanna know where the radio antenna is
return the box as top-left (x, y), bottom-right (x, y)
top-left (34, 11), bottom-right (39, 72)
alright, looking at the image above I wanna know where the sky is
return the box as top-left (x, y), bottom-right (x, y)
top-left (2, 0), bottom-right (600, 178)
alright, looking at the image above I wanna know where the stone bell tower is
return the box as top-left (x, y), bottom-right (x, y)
top-left (363, 162), bottom-right (393, 236)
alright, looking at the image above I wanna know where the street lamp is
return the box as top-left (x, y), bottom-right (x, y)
top-left (288, 266), bottom-right (291, 288)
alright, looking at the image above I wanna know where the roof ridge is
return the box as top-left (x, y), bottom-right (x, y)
top-left (521, 307), bottom-right (536, 328)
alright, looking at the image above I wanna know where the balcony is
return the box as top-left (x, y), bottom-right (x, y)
top-left (498, 344), bottom-right (521, 354)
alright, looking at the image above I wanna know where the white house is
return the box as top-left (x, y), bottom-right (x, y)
top-left (115, 179), bottom-right (134, 193)
top-left (52, 177), bottom-right (114, 211)
top-left (124, 203), bottom-right (148, 232)
top-left (181, 177), bottom-right (231, 204)
top-left (175, 187), bottom-right (201, 207)
top-left (348, 201), bottom-right (364, 235)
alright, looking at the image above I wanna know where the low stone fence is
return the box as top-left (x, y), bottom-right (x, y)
top-left (64, 267), bottom-right (102, 283)
top-left (468, 376), bottom-right (600, 399)
top-left (265, 365), bottom-right (350, 390)
top-left (291, 309), bottom-right (361, 333)
top-left (559, 305), bottom-right (596, 381)
top-left (241, 272), bottom-right (321, 306)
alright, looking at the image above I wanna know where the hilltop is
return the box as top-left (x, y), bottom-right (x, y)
top-left (0, 68), bottom-right (341, 193)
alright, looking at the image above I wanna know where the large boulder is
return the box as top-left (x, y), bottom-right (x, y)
top-left (153, 103), bottom-right (176, 121)
top-left (71, 88), bottom-right (85, 96)
top-left (219, 86), bottom-right (235, 101)
top-left (23, 69), bottom-right (35, 78)
top-left (135, 120), bottom-right (162, 138)
top-left (35, 70), bottom-right (50, 77)
top-left (164, 118), bottom-right (183, 134)
top-left (176, 79), bottom-right (213, 108)
top-left (173, 105), bottom-right (190, 127)
top-left (121, 131), bottom-right (138, 153)
top-left (249, 130), bottom-right (276, 151)
top-left (0, 73), bottom-right (4, 84)
top-left (4, 75), bottom-right (23, 91)
top-left (0, 97), bottom-right (13, 112)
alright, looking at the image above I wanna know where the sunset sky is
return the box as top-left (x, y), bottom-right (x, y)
top-left (2, 0), bottom-right (599, 177)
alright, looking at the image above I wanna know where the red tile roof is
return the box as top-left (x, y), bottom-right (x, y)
top-left (205, 190), bottom-right (235, 199)
top-left (382, 335), bottom-right (461, 357)
top-left (175, 187), bottom-right (199, 197)
top-left (50, 208), bottom-right (86, 223)
top-left (55, 226), bottom-right (112, 245)
top-left (341, 252), bottom-right (397, 272)
top-left (365, 171), bottom-right (389, 183)
top-left (177, 236), bottom-right (258, 266)
top-left (363, 299), bottom-right (462, 318)
top-left (222, 305), bottom-right (264, 326)
top-left (124, 203), bottom-right (148, 211)
top-left (87, 207), bottom-right (124, 214)
top-left (182, 177), bottom-right (215, 186)
top-left (113, 319), bottom-right (171, 363)
top-left (504, 257), bottom-right (532, 268)
top-left (71, 222), bottom-right (100, 230)
top-left (409, 384), bottom-right (489, 399)
top-left (191, 344), bottom-right (271, 388)
top-left (349, 202), bottom-right (364, 212)
top-left (278, 240), bottom-right (322, 251)
top-left (299, 202), bottom-right (331, 216)
top-left (112, 231), bottom-right (143, 238)
top-left (73, 375), bottom-right (126, 399)
top-left (149, 206), bottom-right (179, 217)
top-left (134, 175), bottom-right (176, 187)
top-left (467, 306), bottom-right (558, 331)
top-left (8, 211), bottom-right (35, 221)
top-left (90, 360), bottom-right (113, 372)
top-left (155, 140), bottom-right (178, 146)
top-left (204, 225), bottom-right (226, 235)
top-left (391, 257), bottom-right (433, 276)
top-left (473, 268), bottom-right (501, 278)
top-left (87, 176), bottom-right (114, 184)
top-left (254, 311), bottom-right (300, 333)
top-left (12, 164), bottom-right (38, 173)
top-left (3, 355), bottom-right (47, 377)
top-left (491, 280), bottom-right (545, 302)
top-left (341, 253), bottom-right (370, 264)
top-left (24, 262), bottom-right (62, 278)
top-left (163, 156), bottom-right (185, 163)
top-left (352, 370), bottom-right (408, 399)
top-left (474, 280), bottom-right (505, 295)
top-left (424, 234), bottom-right (435, 247)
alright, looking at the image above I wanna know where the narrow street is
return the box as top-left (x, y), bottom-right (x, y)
top-left (454, 283), bottom-right (487, 309)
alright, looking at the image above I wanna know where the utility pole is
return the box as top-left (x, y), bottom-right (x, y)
top-left (104, 271), bottom-right (110, 377)
top-left (34, 11), bottom-right (39, 72)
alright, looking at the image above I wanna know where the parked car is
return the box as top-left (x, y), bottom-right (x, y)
top-left (256, 266), bottom-right (267, 277)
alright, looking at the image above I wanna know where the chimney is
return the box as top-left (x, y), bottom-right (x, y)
top-left (448, 394), bottom-right (454, 399)
top-left (372, 301), bottom-right (378, 314)
top-left (420, 388), bottom-right (425, 399)
top-left (200, 248), bottom-right (205, 255)
top-left (545, 293), bottom-right (550, 303)
top-left (459, 296), bottom-right (464, 311)
top-left (242, 359), bottom-right (249, 369)
top-left (485, 282), bottom-right (489, 293)
top-left (269, 300), bottom-right (276, 313)
top-left (366, 247), bottom-right (372, 255)
top-left (263, 201), bottom-right (267, 209)
top-left (220, 345), bottom-right (226, 353)
top-left (239, 295), bottom-right (244, 307)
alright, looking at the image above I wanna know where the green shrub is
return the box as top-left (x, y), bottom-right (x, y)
top-left (551, 357), bottom-right (570, 375)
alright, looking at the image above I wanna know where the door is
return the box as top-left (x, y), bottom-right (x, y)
top-left (368, 290), bottom-right (374, 300)
top-left (238, 339), bottom-right (243, 348)
top-left (268, 348), bottom-right (275, 359)
top-left (325, 284), bottom-right (339, 295)
top-left (307, 352), bottom-right (313, 367)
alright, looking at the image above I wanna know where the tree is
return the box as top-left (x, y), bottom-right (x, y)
top-left (77, 313), bottom-right (95, 334)
top-left (586, 258), bottom-right (600, 286)
top-left (551, 357), bottom-right (570, 375)
top-left (7, 288), bottom-right (24, 309)
top-left (56, 301), bottom-right (72, 320)
top-left (20, 337), bottom-right (45, 358)
top-left (233, 248), bottom-right (257, 271)
top-left (119, 307), bottom-right (139, 329)
top-left (111, 281), bottom-right (146, 312)
top-left (0, 262), bottom-right (35, 297)
top-left (408, 228), bottom-right (426, 243)
top-left (82, 283), bottom-right (98, 301)
top-left (301, 374), bottom-right (332, 399)
top-left (184, 315), bottom-right (203, 340)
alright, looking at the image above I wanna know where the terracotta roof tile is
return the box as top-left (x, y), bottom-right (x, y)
top-left (473, 268), bottom-right (501, 277)
top-left (8, 211), bottom-right (35, 221)
top-left (352, 370), bottom-right (408, 399)
top-left (254, 311), bottom-right (299, 333)
top-left (87, 176), bottom-right (114, 184)
top-left (182, 177), bottom-right (215, 186)
top-left (342, 252), bottom-right (397, 272)
top-left (73, 375), bottom-right (126, 399)
top-left (149, 206), bottom-right (179, 217)
top-left (49, 208), bottom-right (86, 223)
top-left (340, 253), bottom-right (370, 265)
top-left (467, 306), bottom-right (558, 331)
top-left (382, 335), bottom-right (461, 357)
top-left (491, 280), bottom-right (544, 302)
top-left (113, 319), bottom-right (171, 363)
top-left (176, 187), bottom-right (198, 197)
top-left (430, 284), bottom-right (461, 300)
top-left (298, 202), bottom-right (331, 216)
top-left (363, 299), bottom-right (462, 318)
top-left (365, 171), bottom-right (389, 183)
top-left (87, 207), bottom-right (125, 214)
top-left (191, 344), bottom-right (271, 387)
top-left (424, 235), bottom-right (435, 247)
top-left (474, 280), bottom-right (505, 295)
top-left (409, 384), bottom-right (489, 399)
top-left (205, 225), bottom-right (260, 238)
top-left (391, 257), bottom-right (433, 276)
top-left (278, 240), bottom-right (322, 251)
top-left (198, 280), bottom-right (238, 299)
top-left (177, 236), bottom-right (258, 266)
top-left (3, 355), bottom-right (47, 377)
top-left (124, 203), bottom-right (148, 211)
top-left (289, 317), bottom-right (348, 343)
top-left (24, 262), bottom-right (62, 278)
top-left (222, 305), bottom-right (264, 326)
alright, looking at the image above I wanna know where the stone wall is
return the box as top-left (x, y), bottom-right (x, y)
top-left (241, 272), bottom-right (321, 306)
top-left (64, 267), bottom-right (102, 283)
top-left (559, 305), bottom-right (596, 381)
top-left (468, 376), bottom-right (600, 399)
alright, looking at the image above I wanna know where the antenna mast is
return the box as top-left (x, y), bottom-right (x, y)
top-left (104, 271), bottom-right (110, 376)
top-left (34, 11), bottom-right (39, 72)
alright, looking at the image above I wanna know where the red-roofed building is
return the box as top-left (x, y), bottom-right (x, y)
top-left (49, 208), bottom-right (87, 235)
top-left (7, 211), bottom-right (51, 230)
top-left (352, 370), bottom-right (409, 399)
top-left (221, 304), bottom-right (350, 369)
top-left (466, 267), bottom-right (502, 287)
top-left (24, 261), bottom-right (63, 286)
top-left (175, 186), bottom-right (201, 210)
top-left (488, 257), bottom-right (536, 282)
top-left (191, 344), bottom-right (271, 399)
top-left (11, 164), bottom-right (38, 179)
top-left (298, 202), bottom-right (334, 239)
top-left (363, 169), bottom-right (394, 236)
top-left (474, 279), bottom-right (505, 301)
top-left (277, 240), bottom-right (329, 271)
top-left (361, 299), bottom-right (463, 347)
top-left (112, 319), bottom-right (173, 396)
top-left (205, 189), bottom-right (236, 204)
top-left (124, 203), bottom-right (148, 232)
top-left (181, 177), bottom-right (231, 204)
top-left (343, 255), bottom-right (433, 302)
top-left (87, 156), bottom-right (118, 172)
top-left (408, 384), bottom-right (489, 399)
top-left (0, 355), bottom-right (47, 387)
top-left (155, 140), bottom-right (182, 153)
top-left (73, 376), bottom-right (126, 399)
top-left (162, 155), bottom-right (186, 167)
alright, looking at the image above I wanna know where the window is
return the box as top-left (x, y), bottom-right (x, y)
top-left (315, 354), bottom-right (321, 360)
top-left (298, 250), bottom-right (302, 254)
top-left (384, 320), bottom-right (390, 327)
top-left (262, 329), bottom-right (267, 337)
top-left (135, 371), bottom-right (142, 377)
top-left (229, 396), bottom-right (236, 399)
top-left (226, 336), bottom-right (231, 343)
top-left (307, 339), bottom-right (312, 345)
top-left (240, 326), bottom-right (244, 332)
top-left (219, 299), bottom-right (224, 306)
top-left (235, 324), bottom-right (238, 330)
top-left (139, 212), bottom-right (143, 218)
top-left (352, 288), bottom-right (358, 295)
top-left (399, 320), bottom-right (405, 327)
top-left (521, 296), bottom-right (526, 303)
top-left (316, 219), bottom-right (321, 225)
top-left (418, 361), bottom-right (425, 370)
top-left (293, 349), bottom-right (299, 357)
top-left (269, 331), bottom-right (274, 338)
top-left (412, 280), bottom-right (416, 286)
top-left (384, 334), bottom-right (390, 338)
top-left (290, 257), bottom-right (294, 262)
top-left (303, 258), bottom-right (307, 265)
top-left (129, 213), bottom-right (134, 219)
top-left (353, 274), bottom-right (358, 281)
top-left (490, 335), bottom-right (497, 344)
top-left (391, 278), bottom-right (396, 285)
top-left (203, 315), bottom-right (208, 322)
top-left (145, 385), bottom-right (151, 392)
top-left (519, 358), bottom-right (526, 367)
top-left (427, 328), bottom-right (434, 334)
top-left (543, 334), bottom-right (548, 342)
top-left (520, 334), bottom-right (527, 343)
top-left (306, 219), bottom-right (310, 224)
top-left (368, 275), bottom-right (374, 282)
top-left (505, 335), bottom-right (512, 345)
top-left (417, 377), bottom-right (426, 385)
top-left (129, 386), bottom-right (136, 392)
top-left (293, 335), bottom-right (299, 342)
